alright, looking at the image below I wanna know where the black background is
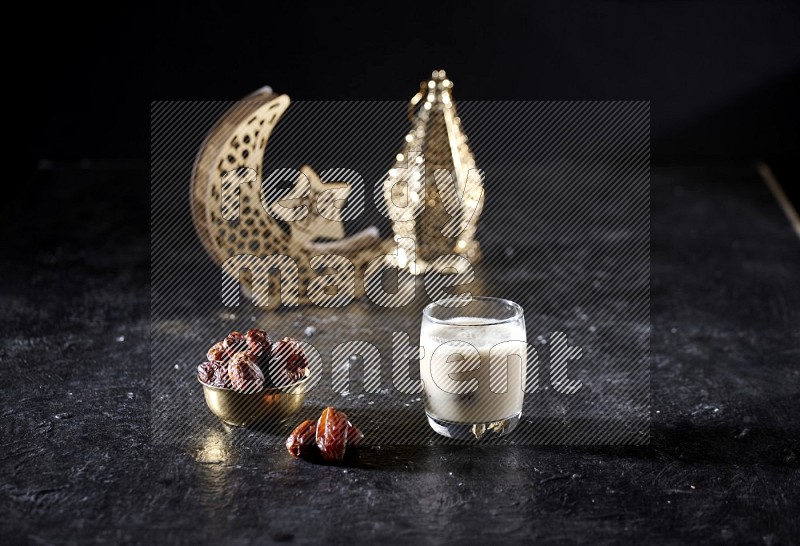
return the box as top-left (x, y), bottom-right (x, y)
top-left (21, 1), bottom-right (800, 165)
top-left (3, 3), bottom-right (800, 544)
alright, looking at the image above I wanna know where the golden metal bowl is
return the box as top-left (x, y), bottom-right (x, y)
top-left (199, 374), bottom-right (309, 427)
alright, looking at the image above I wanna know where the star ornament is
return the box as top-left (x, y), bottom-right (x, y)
top-left (269, 165), bottom-right (350, 248)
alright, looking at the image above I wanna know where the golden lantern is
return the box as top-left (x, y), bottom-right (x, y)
top-left (382, 69), bottom-right (484, 274)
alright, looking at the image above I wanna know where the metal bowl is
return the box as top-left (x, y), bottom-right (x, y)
top-left (199, 374), bottom-right (310, 427)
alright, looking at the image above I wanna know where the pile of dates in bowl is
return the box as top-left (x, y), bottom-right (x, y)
top-left (197, 329), bottom-right (311, 427)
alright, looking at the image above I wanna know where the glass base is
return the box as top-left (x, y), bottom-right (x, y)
top-left (426, 412), bottom-right (521, 440)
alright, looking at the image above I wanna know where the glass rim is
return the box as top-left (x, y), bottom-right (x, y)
top-left (422, 296), bottom-right (524, 326)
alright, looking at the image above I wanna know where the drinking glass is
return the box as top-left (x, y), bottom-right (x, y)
top-left (420, 297), bottom-right (526, 440)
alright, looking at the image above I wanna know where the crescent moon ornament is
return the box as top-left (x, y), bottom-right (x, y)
top-left (190, 86), bottom-right (387, 309)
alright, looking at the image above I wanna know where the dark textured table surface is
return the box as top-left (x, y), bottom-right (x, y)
top-left (1, 163), bottom-right (799, 545)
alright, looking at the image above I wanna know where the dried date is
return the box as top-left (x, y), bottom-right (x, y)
top-left (285, 420), bottom-right (319, 460)
top-left (206, 341), bottom-right (229, 363)
top-left (245, 328), bottom-right (272, 362)
top-left (316, 407), bottom-right (349, 463)
top-left (228, 352), bottom-right (265, 392)
top-left (272, 337), bottom-right (309, 382)
top-left (198, 361), bottom-right (231, 389)
top-left (211, 364), bottom-right (231, 388)
top-left (204, 329), bottom-right (276, 389)
top-left (223, 331), bottom-right (248, 354)
top-left (287, 407), bottom-right (365, 464)
top-left (197, 362), bottom-right (217, 384)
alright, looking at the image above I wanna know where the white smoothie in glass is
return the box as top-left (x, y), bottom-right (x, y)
top-left (420, 313), bottom-right (527, 426)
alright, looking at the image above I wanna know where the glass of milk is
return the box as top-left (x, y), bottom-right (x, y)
top-left (420, 297), bottom-right (526, 440)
